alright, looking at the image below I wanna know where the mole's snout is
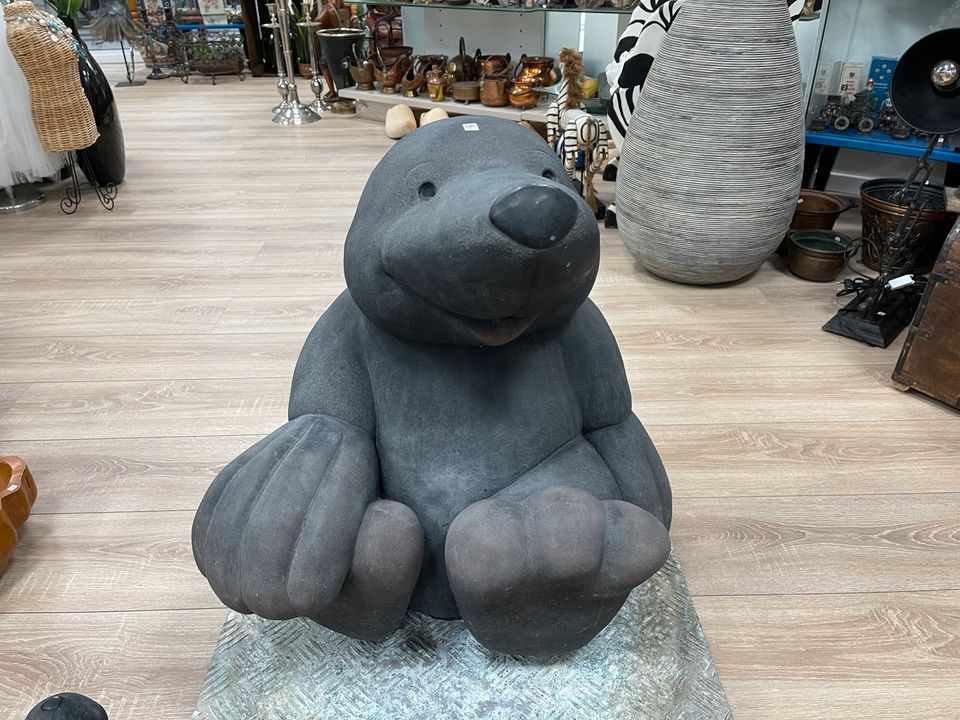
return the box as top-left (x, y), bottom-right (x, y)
top-left (489, 184), bottom-right (578, 250)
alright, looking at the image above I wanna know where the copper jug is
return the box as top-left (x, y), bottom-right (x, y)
top-left (426, 65), bottom-right (446, 101)
top-left (480, 74), bottom-right (510, 107)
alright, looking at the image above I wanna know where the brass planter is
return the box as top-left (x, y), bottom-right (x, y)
top-left (787, 230), bottom-right (857, 283)
top-left (860, 179), bottom-right (957, 274)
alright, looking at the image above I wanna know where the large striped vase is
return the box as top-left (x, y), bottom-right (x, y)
top-left (616, 0), bottom-right (805, 285)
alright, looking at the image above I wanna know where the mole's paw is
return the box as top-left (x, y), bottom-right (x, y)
top-left (445, 486), bottom-right (669, 656)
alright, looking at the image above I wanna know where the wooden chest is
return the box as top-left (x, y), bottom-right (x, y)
top-left (893, 218), bottom-right (960, 409)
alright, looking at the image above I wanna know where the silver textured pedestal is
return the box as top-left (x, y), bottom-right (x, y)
top-left (194, 552), bottom-right (731, 719)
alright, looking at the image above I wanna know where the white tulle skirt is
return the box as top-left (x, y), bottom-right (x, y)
top-left (0, 11), bottom-right (63, 189)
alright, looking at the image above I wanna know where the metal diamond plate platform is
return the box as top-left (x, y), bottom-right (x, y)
top-left (193, 551), bottom-right (731, 720)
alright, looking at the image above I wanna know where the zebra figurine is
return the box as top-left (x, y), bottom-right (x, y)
top-left (547, 47), bottom-right (610, 219)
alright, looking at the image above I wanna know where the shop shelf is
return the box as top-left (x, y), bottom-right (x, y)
top-left (806, 128), bottom-right (960, 165)
top-left (339, 86), bottom-right (551, 123)
top-left (351, 0), bottom-right (633, 14)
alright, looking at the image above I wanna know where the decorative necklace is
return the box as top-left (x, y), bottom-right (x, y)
top-left (6, 11), bottom-right (82, 52)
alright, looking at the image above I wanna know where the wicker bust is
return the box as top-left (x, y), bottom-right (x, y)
top-left (192, 117), bottom-right (672, 656)
top-left (4, 2), bottom-right (98, 153)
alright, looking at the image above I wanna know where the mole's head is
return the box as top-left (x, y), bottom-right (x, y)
top-left (344, 116), bottom-right (600, 346)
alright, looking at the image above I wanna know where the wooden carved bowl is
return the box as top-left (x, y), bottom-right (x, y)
top-left (1, 456), bottom-right (37, 576)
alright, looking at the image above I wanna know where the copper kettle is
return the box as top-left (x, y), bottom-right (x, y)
top-left (446, 36), bottom-right (476, 82)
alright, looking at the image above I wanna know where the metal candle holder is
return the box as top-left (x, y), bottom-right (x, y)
top-left (296, 18), bottom-right (328, 114)
top-left (263, 3), bottom-right (290, 117)
top-left (272, 1), bottom-right (319, 125)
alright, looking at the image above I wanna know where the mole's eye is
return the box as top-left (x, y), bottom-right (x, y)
top-left (418, 182), bottom-right (437, 200)
top-left (542, 169), bottom-right (558, 181)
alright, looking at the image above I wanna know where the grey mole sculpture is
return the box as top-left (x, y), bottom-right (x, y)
top-left (192, 116), bottom-right (672, 656)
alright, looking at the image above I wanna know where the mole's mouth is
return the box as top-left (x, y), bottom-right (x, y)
top-left (383, 268), bottom-right (538, 343)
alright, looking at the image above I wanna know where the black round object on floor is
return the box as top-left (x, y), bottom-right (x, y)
top-left (25, 693), bottom-right (107, 720)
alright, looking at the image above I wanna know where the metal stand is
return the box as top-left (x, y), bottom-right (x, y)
top-left (0, 184), bottom-right (45, 214)
top-left (297, 19), bottom-right (328, 115)
top-left (823, 136), bottom-right (939, 348)
top-left (264, 4), bottom-right (291, 117)
top-left (272, 3), bottom-right (319, 125)
top-left (60, 152), bottom-right (118, 215)
top-left (146, 64), bottom-right (170, 80)
top-left (115, 37), bottom-right (147, 87)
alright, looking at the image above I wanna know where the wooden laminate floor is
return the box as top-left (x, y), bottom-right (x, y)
top-left (1, 73), bottom-right (958, 720)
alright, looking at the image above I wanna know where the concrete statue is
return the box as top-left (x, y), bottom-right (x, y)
top-left (192, 116), bottom-right (672, 656)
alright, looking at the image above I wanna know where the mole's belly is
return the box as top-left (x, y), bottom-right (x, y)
top-left (365, 330), bottom-right (582, 617)
top-left (378, 417), bottom-right (578, 619)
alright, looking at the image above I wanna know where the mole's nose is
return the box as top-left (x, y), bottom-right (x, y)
top-left (489, 184), bottom-right (578, 249)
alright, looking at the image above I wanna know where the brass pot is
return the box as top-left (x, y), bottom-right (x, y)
top-left (480, 74), bottom-right (510, 107)
top-left (793, 190), bottom-right (856, 231)
top-left (515, 54), bottom-right (555, 86)
top-left (452, 80), bottom-right (480, 103)
top-left (378, 45), bottom-right (414, 64)
top-left (474, 52), bottom-right (511, 79)
top-left (787, 230), bottom-right (858, 283)
top-left (508, 78), bottom-right (540, 109)
top-left (348, 60), bottom-right (375, 90)
top-left (417, 54), bottom-right (448, 73)
top-left (860, 178), bottom-right (957, 274)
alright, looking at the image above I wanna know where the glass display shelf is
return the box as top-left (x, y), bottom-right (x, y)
top-left (351, 1), bottom-right (634, 14)
top-left (807, 0), bottom-right (960, 159)
top-left (339, 87), bottom-right (551, 122)
top-left (176, 23), bottom-right (246, 29)
top-left (805, 128), bottom-right (960, 165)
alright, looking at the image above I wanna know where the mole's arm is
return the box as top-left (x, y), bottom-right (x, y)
top-left (288, 290), bottom-right (376, 435)
top-left (558, 300), bottom-right (672, 528)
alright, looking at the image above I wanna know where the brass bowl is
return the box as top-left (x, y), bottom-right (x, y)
top-left (787, 230), bottom-right (857, 283)
top-left (451, 80), bottom-right (480, 103)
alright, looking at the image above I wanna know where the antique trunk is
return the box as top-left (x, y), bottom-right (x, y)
top-left (892, 218), bottom-right (960, 409)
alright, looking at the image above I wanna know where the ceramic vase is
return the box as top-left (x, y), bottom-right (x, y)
top-left (616, 0), bottom-right (805, 285)
top-left (61, 15), bottom-right (126, 186)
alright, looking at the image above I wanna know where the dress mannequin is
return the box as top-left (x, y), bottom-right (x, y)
top-left (3, 1), bottom-right (98, 153)
top-left (0, 3), bottom-right (62, 192)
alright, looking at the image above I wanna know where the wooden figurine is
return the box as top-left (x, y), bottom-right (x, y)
top-left (1, 456), bottom-right (37, 577)
top-left (546, 48), bottom-right (610, 219)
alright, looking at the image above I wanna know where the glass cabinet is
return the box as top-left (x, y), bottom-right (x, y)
top-left (805, 0), bottom-right (960, 162)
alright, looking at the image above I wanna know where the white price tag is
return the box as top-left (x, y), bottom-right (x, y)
top-left (462, 123), bottom-right (480, 132)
